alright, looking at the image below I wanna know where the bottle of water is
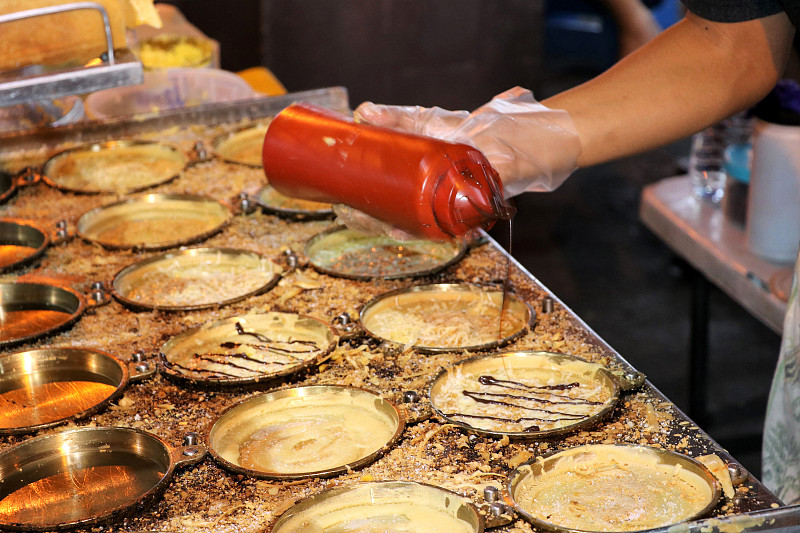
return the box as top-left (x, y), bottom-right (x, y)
top-left (688, 121), bottom-right (728, 204)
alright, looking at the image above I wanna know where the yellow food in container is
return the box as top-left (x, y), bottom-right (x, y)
top-left (137, 34), bottom-right (213, 69)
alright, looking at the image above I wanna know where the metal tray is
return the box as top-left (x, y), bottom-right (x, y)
top-left (0, 347), bottom-right (154, 435)
top-left (305, 227), bottom-right (467, 280)
top-left (0, 427), bottom-right (204, 531)
top-left (207, 385), bottom-right (404, 479)
top-left (507, 443), bottom-right (722, 533)
top-left (111, 247), bottom-right (283, 311)
top-left (270, 481), bottom-right (485, 533)
top-left (159, 311), bottom-right (337, 387)
top-left (359, 283), bottom-right (533, 353)
top-left (42, 140), bottom-right (188, 194)
top-left (77, 193), bottom-right (232, 250)
top-left (428, 351), bottom-right (623, 440)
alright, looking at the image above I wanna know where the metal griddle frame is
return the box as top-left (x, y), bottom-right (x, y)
top-left (0, 86), bottom-right (798, 532)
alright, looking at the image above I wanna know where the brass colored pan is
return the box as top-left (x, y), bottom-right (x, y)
top-left (0, 427), bottom-right (205, 531)
top-left (429, 351), bottom-right (623, 440)
top-left (0, 169), bottom-right (37, 205)
top-left (0, 282), bottom-right (86, 348)
top-left (42, 140), bottom-right (188, 194)
top-left (77, 194), bottom-right (232, 250)
top-left (255, 185), bottom-right (334, 220)
top-left (507, 444), bottom-right (722, 533)
top-left (270, 481), bottom-right (484, 533)
top-left (159, 311), bottom-right (337, 387)
top-left (0, 347), bottom-right (154, 435)
top-left (111, 247), bottom-right (283, 311)
top-left (212, 122), bottom-right (270, 167)
top-left (359, 283), bottom-right (533, 353)
top-left (207, 385), bottom-right (404, 479)
top-left (0, 219), bottom-right (49, 272)
top-left (305, 227), bottom-right (467, 280)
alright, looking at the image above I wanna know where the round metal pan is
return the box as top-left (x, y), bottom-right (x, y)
top-left (212, 122), bottom-right (270, 167)
top-left (359, 283), bottom-right (533, 353)
top-left (159, 311), bottom-right (337, 387)
top-left (429, 351), bottom-right (620, 440)
top-left (270, 481), bottom-right (484, 533)
top-left (305, 227), bottom-right (467, 280)
top-left (0, 427), bottom-right (205, 531)
top-left (77, 194), bottom-right (233, 251)
top-left (41, 140), bottom-right (187, 194)
top-left (0, 347), bottom-right (154, 435)
top-left (0, 169), bottom-right (38, 205)
top-left (207, 385), bottom-right (404, 480)
top-left (111, 247), bottom-right (283, 311)
top-left (0, 219), bottom-right (49, 272)
top-left (507, 443), bottom-right (721, 533)
top-left (0, 282), bottom-right (85, 349)
top-left (255, 185), bottom-right (334, 220)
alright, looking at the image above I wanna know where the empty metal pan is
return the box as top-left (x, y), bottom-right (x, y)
top-left (111, 247), bottom-right (283, 311)
top-left (77, 194), bottom-right (233, 250)
top-left (41, 140), bottom-right (188, 194)
top-left (270, 481), bottom-right (484, 533)
top-left (507, 443), bottom-right (721, 533)
top-left (305, 227), bottom-right (467, 280)
top-left (0, 219), bottom-right (49, 272)
top-left (429, 351), bottom-right (622, 440)
top-left (0, 427), bottom-right (205, 531)
top-left (359, 283), bottom-right (533, 353)
top-left (207, 385), bottom-right (405, 479)
top-left (159, 311), bottom-right (337, 387)
top-left (255, 185), bottom-right (333, 220)
top-left (0, 169), bottom-right (37, 205)
top-left (0, 347), bottom-right (154, 435)
top-left (0, 281), bottom-right (103, 348)
top-left (212, 122), bottom-right (270, 167)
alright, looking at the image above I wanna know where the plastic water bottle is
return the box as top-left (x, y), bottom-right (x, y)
top-left (689, 121), bottom-right (728, 204)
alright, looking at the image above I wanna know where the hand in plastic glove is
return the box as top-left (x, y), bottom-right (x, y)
top-left (354, 87), bottom-right (582, 198)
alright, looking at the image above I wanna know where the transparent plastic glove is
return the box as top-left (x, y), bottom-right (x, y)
top-left (355, 87), bottom-right (582, 197)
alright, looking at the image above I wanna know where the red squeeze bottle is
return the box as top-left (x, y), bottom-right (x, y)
top-left (262, 102), bottom-right (514, 241)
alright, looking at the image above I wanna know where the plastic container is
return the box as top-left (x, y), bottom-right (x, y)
top-left (262, 103), bottom-right (514, 241)
top-left (84, 68), bottom-right (256, 120)
top-left (688, 122), bottom-right (727, 204)
top-left (721, 114), bottom-right (754, 228)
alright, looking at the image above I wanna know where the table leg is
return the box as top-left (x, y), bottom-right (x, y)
top-left (689, 267), bottom-right (710, 427)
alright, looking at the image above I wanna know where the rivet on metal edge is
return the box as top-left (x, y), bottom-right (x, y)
top-left (135, 363), bottom-right (150, 373)
top-left (542, 297), bottom-right (554, 313)
top-left (490, 502), bottom-right (508, 517)
top-left (483, 486), bottom-right (499, 503)
top-left (132, 351), bottom-right (145, 362)
top-left (184, 433), bottom-right (198, 446)
top-left (728, 462), bottom-right (749, 486)
top-left (192, 141), bottom-right (208, 161)
top-left (182, 447), bottom-right (200, 457)
top-left (402, 390), bottom-right (420, 404)
top-left (468, 434), bottom-right (480, 445)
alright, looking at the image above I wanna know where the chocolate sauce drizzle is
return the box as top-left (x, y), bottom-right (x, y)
top-left (166, 321), bottom-right (323, 379)
top-left (444, 374), bottom-right (603, 432)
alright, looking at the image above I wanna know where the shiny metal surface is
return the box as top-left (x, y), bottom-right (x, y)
top-left (305, 227), bottom-right (466, 280)
top-left (159, 311), bottom-right (337, 387)
top-left (255, 185), bottom-right (334, 220)
top-left (0, 427), bottom-right (204, 530)
top-left (111, 247), bottom-right (283, 311)
top-left (359, 283), bottom-right (533, 353)
top-left (207, 385), bottom-right (405, 479)
top-left (77, 194), bottom-right (232, 250)
top-left (42, 140), bottom-right (187, 194)
top-left (0, 219), bottom-right (49, 272)
top-left (270, 481), bottom-right (484, 533)
top-left (507, 443), bottom-right (722, 533)
top-left (212, 122), bottom-right (270, 167)
top-left (0, 282), bottom-right (84, 348)
top-left (428, 351), bottom-right (621, 440)
top-left (0, 347), bottom-right (145, 435)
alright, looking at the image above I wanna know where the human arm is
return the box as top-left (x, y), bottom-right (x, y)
top-left (544, 10), bottom-right (795, 168)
